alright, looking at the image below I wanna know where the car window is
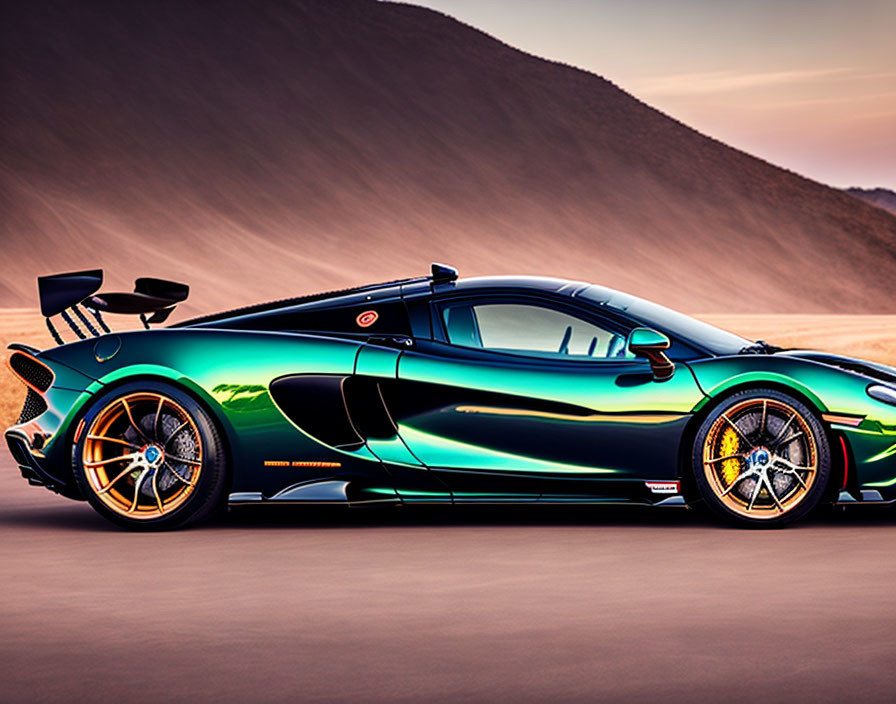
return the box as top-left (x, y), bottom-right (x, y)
top-left (442, 302), bottom-right (634, 360)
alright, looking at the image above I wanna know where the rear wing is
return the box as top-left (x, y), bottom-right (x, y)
top-left (37, 270), bottom-right (188, 345)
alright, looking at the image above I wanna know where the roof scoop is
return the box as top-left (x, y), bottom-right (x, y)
top-left (431, 262), bottom-right (458, 283)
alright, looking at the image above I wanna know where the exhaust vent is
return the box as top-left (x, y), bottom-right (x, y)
top-left (18, 389), bottom-right (48, 424)
top-left (8, 352), bottom-right (54, 392)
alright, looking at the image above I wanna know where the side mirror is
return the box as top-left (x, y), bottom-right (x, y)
top-left (627, 328), bottom-right (675, 380)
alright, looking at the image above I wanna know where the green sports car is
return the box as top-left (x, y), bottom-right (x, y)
top-left (5, 264), bottom-right (896, 529)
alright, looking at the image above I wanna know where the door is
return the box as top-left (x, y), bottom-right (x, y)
top-left (350, 342), bottom-right (453, 502)
top-left (386, 297), bottom-right (705, 499)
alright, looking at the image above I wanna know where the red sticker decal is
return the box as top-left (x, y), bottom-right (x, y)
top-left (356, 310), bottom-right (378, 328)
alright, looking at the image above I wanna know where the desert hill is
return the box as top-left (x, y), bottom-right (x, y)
top-left (2, 0), bottom-right (895, 317)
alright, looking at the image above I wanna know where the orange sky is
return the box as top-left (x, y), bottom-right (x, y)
top-left (413, 0), bottom-right (896, 190)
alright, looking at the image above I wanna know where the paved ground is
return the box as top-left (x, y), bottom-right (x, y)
top-left (2, 455), bottom-right (896, 703)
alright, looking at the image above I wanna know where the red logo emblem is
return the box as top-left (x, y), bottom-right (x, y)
top-left (356, 310), bottom-right (378, 328)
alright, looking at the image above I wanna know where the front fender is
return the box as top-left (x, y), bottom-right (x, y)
top-left (688, 355), bottom-right (896, 493)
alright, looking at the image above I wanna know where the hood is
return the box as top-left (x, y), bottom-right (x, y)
top-left (781, 350), bottom-right (896, 385)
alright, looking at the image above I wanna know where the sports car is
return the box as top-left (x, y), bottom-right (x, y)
top-left (5, 264), bottom-right (896, 529)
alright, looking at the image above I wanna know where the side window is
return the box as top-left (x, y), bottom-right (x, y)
top-left (441, 302), bottom-right (633, 360)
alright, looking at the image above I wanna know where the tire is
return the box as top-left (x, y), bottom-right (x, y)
top-left (72, 381), bottom-right (228, 530)
top-left (692, 388), bottom-right (830, 528)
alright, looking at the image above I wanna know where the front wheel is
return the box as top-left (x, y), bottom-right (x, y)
top-left (72, 381), bottom-right (228, 530)
top-left (692, 389), bottom-right (830, 528)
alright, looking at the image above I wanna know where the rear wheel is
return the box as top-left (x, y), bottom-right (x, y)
top-left (693, 389), bottom-right (830, 527)
top-left (73, 382), bottom-right (227, 530)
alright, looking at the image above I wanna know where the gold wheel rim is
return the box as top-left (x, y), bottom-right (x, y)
top-left (82, 392), bottom-right (203, 520)
top-left (702, 398), bottom-right (818, 520)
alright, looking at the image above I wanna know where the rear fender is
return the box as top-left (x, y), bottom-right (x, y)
top-left (86, 364), bottom-right (241, 480)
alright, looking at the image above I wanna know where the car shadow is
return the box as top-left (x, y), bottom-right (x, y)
top-left (0, 502), bottom-right (116, 531)
top-left (221, 503), bottom-right (702, 530)
top-left (1, 500), bottom-right (893, 532)
top-left (217, 501), bottom-right (896, 531)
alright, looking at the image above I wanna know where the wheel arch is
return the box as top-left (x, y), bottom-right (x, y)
top-left (69, 368), bottom-right (237, 494)
top-left (677, 379), bottom-right (844, 502)
top-left (692, 373), bottom-right (828, 415)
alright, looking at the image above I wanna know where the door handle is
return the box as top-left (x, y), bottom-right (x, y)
top-left (368, 335), bottom-right (414, 349)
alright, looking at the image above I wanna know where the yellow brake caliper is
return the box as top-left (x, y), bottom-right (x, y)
top-left (720, 427), bottom-right (740, 485)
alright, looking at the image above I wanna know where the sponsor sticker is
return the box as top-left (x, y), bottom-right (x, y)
top-left (356, 310), bottom-right (378, 328)
top-left (645, 481), bottom-right (680, 494)
top-left (264, 460), bottom-right (342, 468)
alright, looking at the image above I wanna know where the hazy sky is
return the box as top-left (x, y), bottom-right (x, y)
top-left (412, 0), bottom-right (896, 189)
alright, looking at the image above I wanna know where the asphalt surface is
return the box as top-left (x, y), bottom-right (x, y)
top-left (2, 455), bottom-right (896, 703)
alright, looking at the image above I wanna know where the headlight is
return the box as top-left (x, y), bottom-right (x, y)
top-left (867, 384), bottom-right (896, 407)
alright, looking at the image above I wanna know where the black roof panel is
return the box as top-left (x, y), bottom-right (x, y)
top-left (177, 274), bottom-right (593, 330)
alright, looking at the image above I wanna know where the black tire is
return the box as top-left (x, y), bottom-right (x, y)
top-left (692, 388), bottom-right (830, 528)
top-left (72, 381), bottom-right (228, 530)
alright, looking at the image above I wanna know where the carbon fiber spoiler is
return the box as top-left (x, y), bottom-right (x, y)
top-left (37, 270), bottom-right (188, 344)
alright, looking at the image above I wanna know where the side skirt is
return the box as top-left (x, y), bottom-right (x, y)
top-left (228, 483), bottom-right (691, 508)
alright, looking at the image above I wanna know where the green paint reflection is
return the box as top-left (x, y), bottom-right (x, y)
top-left (211, 384), bottom-right (271, 413)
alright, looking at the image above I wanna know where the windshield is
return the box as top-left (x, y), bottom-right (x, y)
top-left (581, 286), bottom-right (751, 356)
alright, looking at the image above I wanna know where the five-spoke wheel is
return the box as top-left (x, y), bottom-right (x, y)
top-left (693, 389), bottom-right (830, 527)
top-left (73, 382), bottom-right (227, 530)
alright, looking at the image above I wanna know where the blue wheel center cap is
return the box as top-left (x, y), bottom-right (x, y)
top-left (748, 449), bottom-right (771, 467)
top-left (144, 446), bottom-right (162, 463)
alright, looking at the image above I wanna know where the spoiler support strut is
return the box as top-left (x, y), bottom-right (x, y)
top-left (59, 310), bottom-right (87, 340)
top-left (72, 305), bottom-right (100, 337)
top-left (44, 319), bottom-right (63, 346)
top-left (87, 307), bottom-right (111, 333)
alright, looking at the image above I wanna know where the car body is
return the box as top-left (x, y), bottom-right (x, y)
top-left (6, 264), bottom-right (896, 528)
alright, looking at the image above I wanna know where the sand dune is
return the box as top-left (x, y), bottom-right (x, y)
top-left (1, 0), bottom-right (895, 318)
top-left (696, 314), bottom-right (896, 367)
